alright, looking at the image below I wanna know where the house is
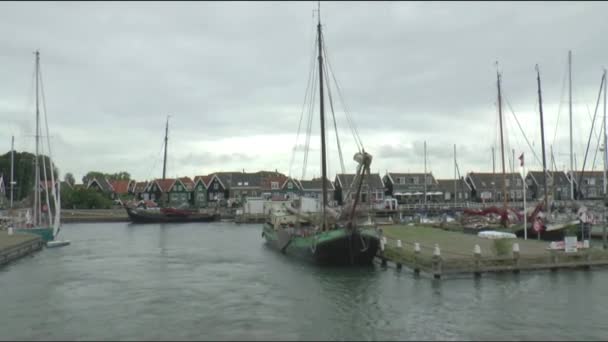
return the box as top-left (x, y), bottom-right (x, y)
top-left (260, 174), bottom-right (291, 199)
top-left (435, 178), bottom-right (472, 202)
top-left (382, 172), bottom-right (438, 204)
top-left (298, 178), bottom-right (335, 205)
top-left (334, 173), bottom-right (385, 205)
top-left (132, 181), bottom-right (149, 200)
top-left (192, 175), bottom-right (212, 208)
top-left (166, 178), bottom-right (193, 206)
top-left (213, 170), bottom-right (287, 202)
top-left (87, 178), bottom-right (113, 194)
top-left (525, 171), bottom-right (571, 201)
top-left (465, 172), bottom-right (524, 202)
top-left (143, 178), bottom-right (175, 204)
top-left (568, 171), bottom-right (605, 200)
top-left (206, 174), bottom-right (228, 203)
top-left (108, 180), bottom-right (133, 200)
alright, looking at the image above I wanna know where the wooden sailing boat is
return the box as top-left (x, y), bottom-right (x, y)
top-left (262, 4), bottom-right (381, 265)
top-left (125, 116), bottom-right (219, 223)
top-left (14, 50), bottom-right (68, 247)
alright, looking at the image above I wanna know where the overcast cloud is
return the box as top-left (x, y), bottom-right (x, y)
top-left (1, 1), bottom-right (608, 183)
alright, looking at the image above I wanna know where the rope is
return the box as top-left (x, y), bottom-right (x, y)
top-left (38, 65), bottom-right (55, 227)
top-left (551, 56), bottom-right (569, 150)
top-left (289, 23), bottom-right (318, 178)
top-left (323, 60), bottom-right (346, 174)
top-left (502, 91), bottom-right (543, 166)
top-left (577, 74), bottom-right (605, 188)
top-left (322, 36), bottom-right (363, 152)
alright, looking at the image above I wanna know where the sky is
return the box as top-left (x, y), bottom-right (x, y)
top-left (1, 1), bottom-right (608, 184)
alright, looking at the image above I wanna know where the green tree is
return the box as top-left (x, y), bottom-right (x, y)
top-left (64, 172), bottom-right (75, 186)
top-left (0, 151), bottom-right (58, 202)
top-left (61, 186), bottom-right (113, 209)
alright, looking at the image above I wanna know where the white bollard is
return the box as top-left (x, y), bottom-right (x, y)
top-left (474, 244), bottom-right (481, 255)
top-left (433, 244), bottom-right (441, 257)
top-left (583, 240), bottom-right (590, 249)
top-left (414, 242), bottom-right (421, 253)
top-left (380, 238), bottom-right (385, 252)
top-left (512, 242), bottom-right (520, 253)
top-left (382, 236), bottom-right (387, 245)
top-left (397, 240), bottom-right (402, 248)
top-left (8, 227), bottom-right (14, 235)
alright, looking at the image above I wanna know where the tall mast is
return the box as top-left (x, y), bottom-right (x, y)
top-left (454, 144), bottom-right (457, 206)
top-left (497, 70), bottom-right (507, 210)
top-left (317, 2), bottom-right (328, 230)
top-left (34, 50), bottom-right (40, 226)
top-left (603, 68), bottom-right (607, 196)
top-left (569, 50), bottom-right (574, 200)
top-left (162, 115), bottom-right (169, 180)
top-left (536, 65), bottom-right (549, 212)
top-left (424, 141), bottom-right (427, 206)
top-left (10, 136), bottom-right (14, 208)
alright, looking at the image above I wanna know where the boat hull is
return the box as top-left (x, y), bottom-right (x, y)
top-left (15, 227), bottom-right (54, 242)
top-left (262, 224), bottom-right (380, 266)
top-left (126, 208), bottom-right (219, 224)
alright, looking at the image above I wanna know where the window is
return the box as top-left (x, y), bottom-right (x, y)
top-left (505, 179), bottom-right (510, 187)
top-left (516, 179), bottom-right (521, 186)
top-left (271, 181), bottom-right (279, 190)
top-left (413, 177), bottom-right (418, 185)
top-left (198, 184), bottom-right (203, 191)
top-left (481, 182), bottom-right (486, 187)
top-left (214, 183), bottom-right (219, 190)
top-left (287, 182), bottom-right (293, 189)
top-left (399, 177), bottom-right (405, 185)
top-left (238, 182), bottom-right (243, 186)
top-left (244, 182), bottom-right (249, 186)
top-left (588, 178), bottom-right (596, 185)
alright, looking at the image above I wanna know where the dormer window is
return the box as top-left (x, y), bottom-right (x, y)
top-left (244, 182), bottom-right (249, 186)
top-left (238, 182), bottom-right (243, 186)
top-left (271, 181), bottom-right (279, 190)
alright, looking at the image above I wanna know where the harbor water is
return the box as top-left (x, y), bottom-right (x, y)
top-left (2, 222), bottom-right (608, 340)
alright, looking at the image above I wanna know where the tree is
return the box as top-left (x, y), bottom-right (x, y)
top-left (82, 170), bottom-right (131, 184)
top-left (64, 172), bottom-right (75, 186)
top-left (0, 151), bottom-right (58, 202)
top-left (60, 186), bottom-right (113, 209)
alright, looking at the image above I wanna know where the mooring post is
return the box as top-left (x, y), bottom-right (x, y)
top-left (549, 243), bottom-right (558, 271)
top-left (473, 244), bottom-right (482, 277)
top-left (395, 240), bottom-right (403, 269)
top-left (512, 242), bottom-right (520, 273)
top-left (603, 224), bottom-right (607, 250)
top-left (432, 244), bottom-right (442, 279)
top-left (414, 242), bottom-right (421, 274)
top-left (584, 240), bottom-right (591, 264)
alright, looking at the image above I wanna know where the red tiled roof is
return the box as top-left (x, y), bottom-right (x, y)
top-left (261, 175), bottom-right (288, 190)
top-left (109, 180), bottom-right (131, 194)
top-left (153, 179), bottom-right (176, 193)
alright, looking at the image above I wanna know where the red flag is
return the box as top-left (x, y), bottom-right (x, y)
top-left (518, 153), bottom-right (524, 167)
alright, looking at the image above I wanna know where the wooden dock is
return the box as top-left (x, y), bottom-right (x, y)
top-left (376, 224), bottom-right (608, 279)
top-left (0, 231), bottom-right (44, 267)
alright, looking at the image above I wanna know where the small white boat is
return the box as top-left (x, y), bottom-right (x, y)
top-left (47, 240), bottom-right (71, 248)
top-left (478, 231), bottom-right (517, 239)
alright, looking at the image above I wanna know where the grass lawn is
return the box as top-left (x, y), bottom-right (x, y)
top-left (379, 224), bottom-right (608, 272)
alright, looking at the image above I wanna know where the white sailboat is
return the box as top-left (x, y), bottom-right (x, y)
top-left (14, 50), bottom-right (69, 248)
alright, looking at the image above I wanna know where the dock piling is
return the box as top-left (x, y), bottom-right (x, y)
top-left (413, 242), bottom-right (421, 274)
top-left (473, 244), bottom-right (481, 277)
top-left (512, 242), bottom-right (520, 273)
top-left (432, 244), bottom-right (442, 279)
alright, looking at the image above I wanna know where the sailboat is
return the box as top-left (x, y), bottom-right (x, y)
top-left (125, 116), bottom-right (219, 223)
top-left (262, 4), bottom-right (381, 265)
top-left (14, 50), bottom-right (69, 247)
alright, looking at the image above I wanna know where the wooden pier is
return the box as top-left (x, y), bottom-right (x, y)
top-left (0, 231), bottom-right (44, 267)
top-left (375, 224), bottom-right (608, 279)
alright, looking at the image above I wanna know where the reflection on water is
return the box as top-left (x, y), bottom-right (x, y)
top-left (1, 222), bottom-right (608, 340)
